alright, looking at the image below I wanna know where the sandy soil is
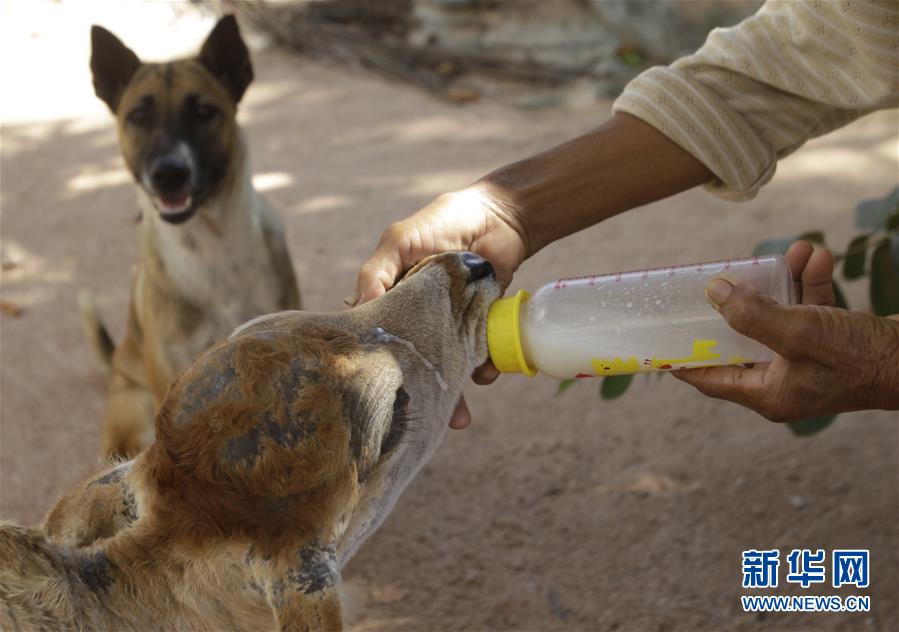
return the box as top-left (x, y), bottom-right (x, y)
top-left (1, 5), bottom-right (897, 631)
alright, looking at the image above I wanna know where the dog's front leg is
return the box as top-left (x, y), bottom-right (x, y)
top-left (100, 370), bottom-right (155, 459)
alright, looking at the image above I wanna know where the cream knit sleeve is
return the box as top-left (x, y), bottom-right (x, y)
top-left (612, 0), bottom-right (899, 201)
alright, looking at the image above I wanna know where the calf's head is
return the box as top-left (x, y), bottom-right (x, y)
top-left (143, 252), bottom-right (499, 575)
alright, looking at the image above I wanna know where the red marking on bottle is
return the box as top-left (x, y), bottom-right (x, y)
top-left (659, 363), bottom-right (672, 369)
top-left (554, 256), bottom-right (763, 285)
top-left (575, 373), bottom-right (592, 379)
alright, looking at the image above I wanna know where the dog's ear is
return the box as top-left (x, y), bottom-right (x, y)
top-left (199, 15), bottom-right (253, 104)
top-left (90, 26), bottom-right (141, 113)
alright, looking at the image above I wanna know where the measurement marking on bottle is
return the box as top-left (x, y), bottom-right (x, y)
top-left (552, 255), bottom-right (779, 284)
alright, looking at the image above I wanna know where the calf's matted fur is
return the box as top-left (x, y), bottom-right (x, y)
top-left (2, 252), bottom-right (499, 631)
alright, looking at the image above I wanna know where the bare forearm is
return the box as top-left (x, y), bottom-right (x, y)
top-left (475, 112), bottom-right (713, 256)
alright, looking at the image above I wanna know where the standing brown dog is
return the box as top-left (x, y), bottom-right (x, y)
top-left (83, 16), bottom-right (300, 459)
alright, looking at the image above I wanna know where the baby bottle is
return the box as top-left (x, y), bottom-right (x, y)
top-left (487, 255), bottom-right (795, 378)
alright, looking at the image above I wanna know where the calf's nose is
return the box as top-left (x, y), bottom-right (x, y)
top-left (460, 252), bottom-right (495, 282)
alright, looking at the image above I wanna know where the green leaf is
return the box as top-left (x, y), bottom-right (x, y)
top-left (797, 230), bottom-right (825, 245)
top-left (832, 280), bottom-right (849, 309)
top-left (752, 237), bottom-right (794, 256)
top-left (600, 374), bottom-right (633, 400)
top-left (870, 237), bottom-right (899, 316)
top-left (842, 234), bottom-right (869, 279)
top-left (556, 379), bottom-right (576, 395)
top-left (887, 211), bottom-right (899, 232)
top-left (621, 50), bottom-right (643, 66)
top-left (891, 233), bottom-right (899, 274)
top-left (855, 186), bottom-right (899, 230)
top-left (788, 414), bottom-right (838, 436)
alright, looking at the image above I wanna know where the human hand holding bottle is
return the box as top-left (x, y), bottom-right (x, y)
top-left (675, 241), bottom-right (899, 419)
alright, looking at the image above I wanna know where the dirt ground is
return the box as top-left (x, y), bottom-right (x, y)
top-left (1, 5), bottom-right (897, 631)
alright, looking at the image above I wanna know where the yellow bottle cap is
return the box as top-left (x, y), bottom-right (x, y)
top-left (487, 289), bottom-right (537, 376)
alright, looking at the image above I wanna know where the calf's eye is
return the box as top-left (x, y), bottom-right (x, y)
top-left (380, 387), bottom-right (410, 456)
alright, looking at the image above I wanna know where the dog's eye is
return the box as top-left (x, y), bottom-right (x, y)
top-left (192, 101), bottom-right (219, 123)
top-left (126, 104), bottom-right (152, 126)
top-left (380, 386), bottom-right (410, 456)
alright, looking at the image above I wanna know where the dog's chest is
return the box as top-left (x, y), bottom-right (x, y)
top-left (154, 208), bottom-right (285, 358)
